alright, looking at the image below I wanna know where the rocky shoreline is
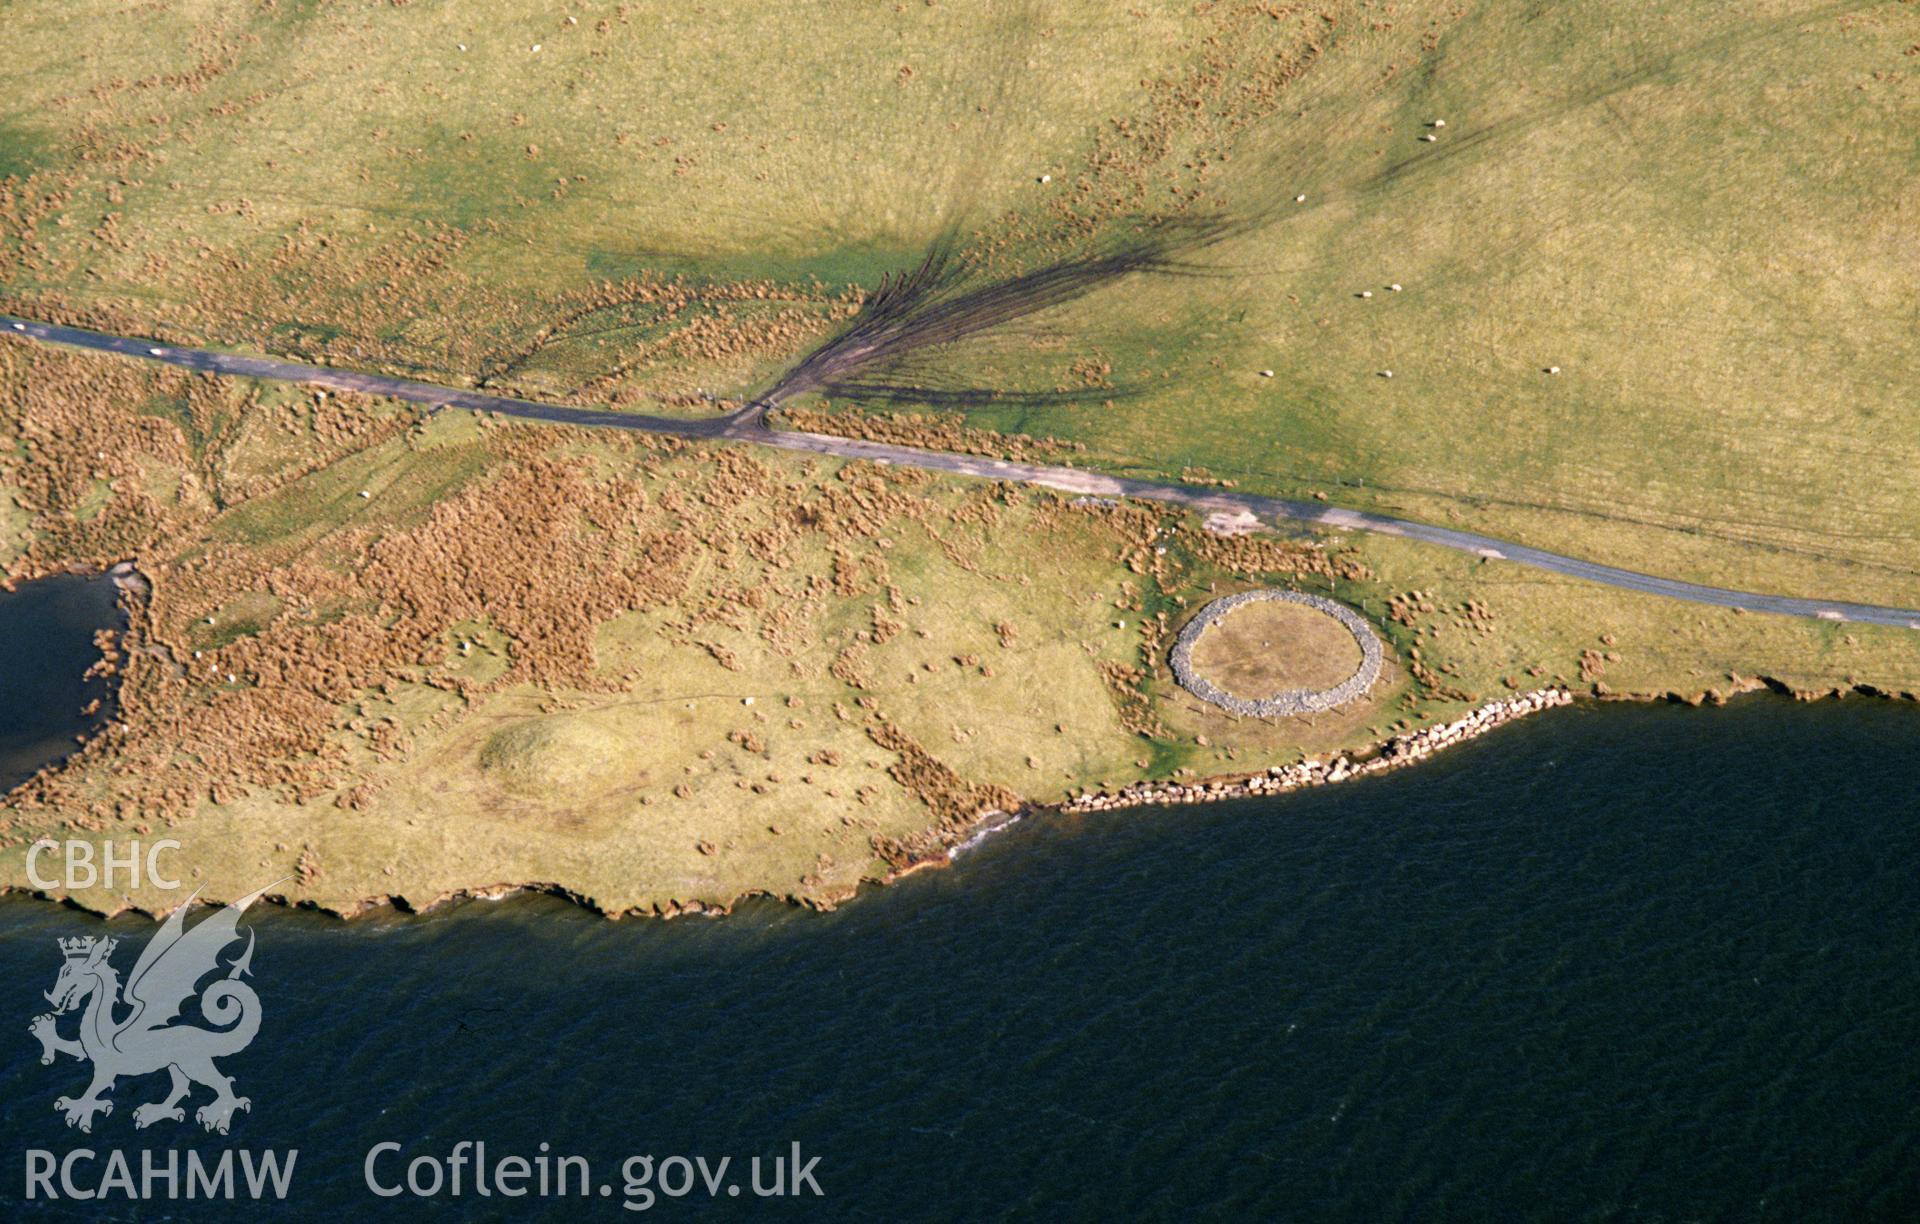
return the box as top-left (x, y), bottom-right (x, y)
top-left (1059, 687), bottom-right (1575, 814)
top-left (12, 685), bottom-right (1903, 922)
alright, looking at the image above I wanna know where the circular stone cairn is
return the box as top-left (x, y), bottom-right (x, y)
top-left (1170, 589), bottom-right (1383, 717)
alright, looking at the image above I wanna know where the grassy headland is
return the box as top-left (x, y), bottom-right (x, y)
top-left (5, 343), bottom-right (1919, 917)
top-left (0, 1), bottom-right (1915, 914)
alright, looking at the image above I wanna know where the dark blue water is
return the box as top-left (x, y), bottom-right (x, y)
top-left (4, 698), bottom-right (1918, 1220)
top-left (0, 572), bottom-right (124, 793)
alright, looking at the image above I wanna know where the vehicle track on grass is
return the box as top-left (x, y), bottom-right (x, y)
top-left (8, 314), bottom-right (1919, 630)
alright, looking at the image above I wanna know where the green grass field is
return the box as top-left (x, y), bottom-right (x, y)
top-left (5, 0), bottom-right (1913, 611)
top-left (0, 1), bottom-right (1199, 395)
top-left (801, 0), bottom-right (1920, 615)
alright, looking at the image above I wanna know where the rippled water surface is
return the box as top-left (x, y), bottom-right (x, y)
top-left (3, 697), bottom-right (1918, 1220)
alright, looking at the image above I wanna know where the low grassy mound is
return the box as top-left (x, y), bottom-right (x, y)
top-left (479, 716), bottom-right (630, 799)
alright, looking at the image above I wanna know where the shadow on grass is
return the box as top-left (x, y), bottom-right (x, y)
top-left (755, 212), bottom-right (1258, 413)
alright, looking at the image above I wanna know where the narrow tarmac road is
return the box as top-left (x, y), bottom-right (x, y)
top-left (8, 314), bottom-right (1918, 629)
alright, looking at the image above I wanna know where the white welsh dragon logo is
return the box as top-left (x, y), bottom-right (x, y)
top-left (28, 882), bottom-right (276, 1134)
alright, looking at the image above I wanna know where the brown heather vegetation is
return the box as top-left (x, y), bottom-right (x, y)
top-left (864, 713), bottom-right (1021, 870)
top-left (1386, 590), bottom-right (1484, 704)
top-left (0, 342), bottom-right (944, 830)
top-left (778, 404), bottom-right (1088, 464)
top-left (495, 275), bottom-right (864, 408)
top-left (0, 344), bottom-right (1396, 915)
top-left (1195, 530), bottom-right (1367, 586)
